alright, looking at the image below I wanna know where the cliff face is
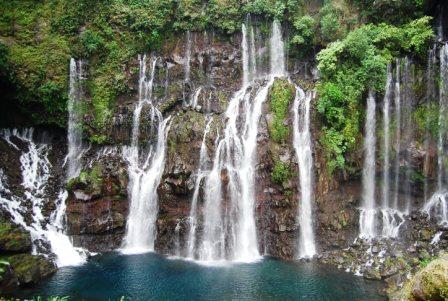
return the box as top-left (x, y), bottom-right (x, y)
top-left (59, 31), bottom-right (445, 261)
top-left (0, 28), bottom-right (446, 295)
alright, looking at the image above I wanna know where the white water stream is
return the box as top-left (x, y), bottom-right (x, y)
top-left (359, 91), bottom-right (377, 239)
top-left (0, 128), bottom-right (86, 266)
top-left (293, 87), bottom-right (316, 258)
top-left (121, 54), bottom-right (171, 253)
top-left (186, 117), bottom-right (213, 259)
top-left (423, 43), bottom-right (448, 225)
top-left (198, 20), bottom-right (286, 262)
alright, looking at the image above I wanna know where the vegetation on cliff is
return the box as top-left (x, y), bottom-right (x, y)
top-left (316, 17), bottom-right (434, 173)
top-left (0, 0), bottom-right (436, 173)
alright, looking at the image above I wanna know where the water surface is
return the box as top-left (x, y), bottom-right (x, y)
top-left (18, 253), bottom-right (386, 301)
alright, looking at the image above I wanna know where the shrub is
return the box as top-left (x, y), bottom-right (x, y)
top-left (316, 17), bottom-right (433, 173)
top-left (271, 161), bottom-right (293, 184)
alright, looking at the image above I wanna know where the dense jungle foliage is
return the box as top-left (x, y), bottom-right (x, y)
top-left (0, 0), bottom-right (436, 173)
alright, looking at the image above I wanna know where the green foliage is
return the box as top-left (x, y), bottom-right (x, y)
top-left (0, 0), bottom-right (436, 148)
top-left (353, 0), bottom-right (425, 24)
top-left (291, 15), bottom-right (316, 47)
top-left (316, 17), bottom-right (434, 173)
top-left (414, 103), bottom-right (440, 139)
top-left (243, 0), bottom-right (286, 20)
top-left (0, 0), bottom-right (72, 127)
top-left (173, 0), bottom-right (207, 30)
top-left (68, 164), bottom-right (103, 192)
top-left (320, 2), bottom-right (344, 42)
top-left (269, 79), bottom-right (295, 143)
top-left (420, 257), bottom-right (434, 268)
top-left (79, 29), bottom-right (105, 55)
top-left (271, 161), bottom-right (293, 184)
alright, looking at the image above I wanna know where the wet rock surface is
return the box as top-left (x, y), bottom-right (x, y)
top-left (390, 253), bottom-right (448, 301)
top-left (65, 148), bottom-right (128, 251)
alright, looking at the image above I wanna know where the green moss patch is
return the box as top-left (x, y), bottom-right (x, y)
top-left (269, 79), bottom-right (295, 144)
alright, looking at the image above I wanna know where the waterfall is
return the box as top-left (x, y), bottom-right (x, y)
top-left (186, 117), bottom-right (213, 259)
top-left (66, 58), bottom-right (86, 180)
top-left (198, 20), bottom-right (285, 262)
top-left (436, 45), bottom-right (447, 191)
top-left (393, 60), bottom-right (402, 211)
top-left (242, 23), bottom-right (258, 85)
top-left (44, 57), bottom-right (90, 266)
top-left (0, 129), bottom-right (86, 266)
top-left (191, 87), bottom-right (202, 108)
top-left (185, 31), bottom-right (192, 82)
top-left (424, 47), bottom-right (438, 201)
top-left (381, 66), bottom-right (392, 211)
top-left (242, 24), bottom-right (250, 86)
top-left (270, 20), bottom-right (285, 76)
top-left (121, 54), bottom-right (171, 253)
top-left (423, 43), bottom-right (448, 225)
top-left (359, 91), bottom-right (377, 239)
top-left (174, 221), bottom-right (181, 257)
top-left (249, 26), bottom-right (257, 79)
top-left (379, 66), bottom-right (405, 238)
top-left (402, 58), bottom-right (414, 214)
top-left (293, 87), bottom-right (316, 258)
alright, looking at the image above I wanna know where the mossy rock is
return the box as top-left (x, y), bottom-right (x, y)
top-left (392, 253), bottom-right (448, 301)
top-left (6, 254), bottom-right (56, 286)
top-left (0, 222), bottom-right (31, 253)
top-left (67, 163), bottom-right (104, 196)
top-left (268, 79), bottom-right (295, 144)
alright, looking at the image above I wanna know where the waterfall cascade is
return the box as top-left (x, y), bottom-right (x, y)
top-left (66, 58), bottom-right (87, 180)
top-left (423, 43), bottom-right (448, 225)
top-left (402, 58), bottom-right (415, 214)
top-left (424, 46), bottom-right (437, 201)
top-left (197, 20), bottom-right (286, 262)
top-left (381, 66), bottom-right (405, 238)
top-left (121, 54), bottom-right (171, 253)
top-left (359, 91), bottom-right (377, 239)
top-left (358, 59), bottom-right (422, 240)
top-left (186, 117), bottom-right (213, 259)
top-left (293, 87), bottom-right (316, 258)
top-left (0, 129), bottom-right (86, 266)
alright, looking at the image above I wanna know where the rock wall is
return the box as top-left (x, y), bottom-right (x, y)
top-left (61, 30), bottom-right (445, 263)
top-left (0, 29), bottom-right (446, 295)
